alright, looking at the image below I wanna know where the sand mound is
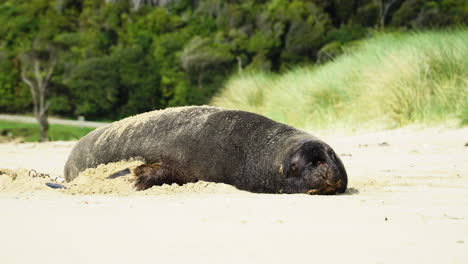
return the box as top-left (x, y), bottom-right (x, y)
top-left (0, 168), bottom-right (57, 194)
top-left (64, 159), bottom-right (145, 195)
top-left (1, 160), bottom-right (243, 196)
top-left (66, 160), bottom-right (242, 195)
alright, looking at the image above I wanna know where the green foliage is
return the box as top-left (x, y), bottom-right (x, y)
top-left (181, 35), bottom-right (233, 73)
top-left (391, 0), bottom-right (468, 28)
top-left (0, 0), bottom-right (466, 123)
top-left (114, 46), bottom-right (162, 117)
top-left (353, 1), bottom-right (379, 27)
top-left (67, 56), bottom-right (121, 119)
top-left (121, 7), bottom-right (181, 49)
top-left (316, 41), bottom-right (343, 63)
top-left (0, 54), bottom-right (30, 112)
top-left (48, 95), bottom-right (73, 115)
top-left (326, 24), bottom-right (369, 44)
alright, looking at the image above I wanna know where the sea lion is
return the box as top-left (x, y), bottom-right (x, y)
top-left (64, 106), bottom-right (347, 194)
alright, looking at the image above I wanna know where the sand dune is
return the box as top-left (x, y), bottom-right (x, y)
top-left (0, 126), bottom-right (467, 264)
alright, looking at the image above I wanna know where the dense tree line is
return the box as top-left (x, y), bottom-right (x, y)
top-left (0, 0), bottom-right (467, 121)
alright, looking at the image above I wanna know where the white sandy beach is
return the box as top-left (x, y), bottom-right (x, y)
top-left (0, 126), bottom-right (467, 264)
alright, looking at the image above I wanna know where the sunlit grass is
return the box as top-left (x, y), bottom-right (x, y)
top-left (0, 121), bottom-right (95, 142)
top-left (211, 30), bottom-right (468, 133)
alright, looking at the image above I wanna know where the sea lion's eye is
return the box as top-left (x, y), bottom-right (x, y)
top-left (328, 149), bottom-right (336, 161)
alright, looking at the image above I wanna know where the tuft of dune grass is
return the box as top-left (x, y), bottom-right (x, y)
top-left (211, 30), bottom-right (468, 133)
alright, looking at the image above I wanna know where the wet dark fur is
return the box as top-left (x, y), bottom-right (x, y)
top-left (64, 106), bottom-right (347, 194)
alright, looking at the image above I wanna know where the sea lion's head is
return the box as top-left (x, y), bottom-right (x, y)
top-left (281, 140), bottom-right (347, 195)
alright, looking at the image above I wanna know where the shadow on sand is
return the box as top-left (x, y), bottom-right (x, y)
top-left (343, 187), bottom-right (360, 195)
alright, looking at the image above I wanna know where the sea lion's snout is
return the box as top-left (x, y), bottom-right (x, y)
top-left (305, 161), bottom-right (344, 195)
top-left (284, 141), bottom-right (348, 195)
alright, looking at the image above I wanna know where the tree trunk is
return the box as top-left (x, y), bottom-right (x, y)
top-left (379, 0), bottom-right (398, 29)
top-left (37, 113), bottom-right (49, 142)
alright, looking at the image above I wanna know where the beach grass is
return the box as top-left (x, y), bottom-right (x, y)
top-left (211, 30), bottom-right (468, 133)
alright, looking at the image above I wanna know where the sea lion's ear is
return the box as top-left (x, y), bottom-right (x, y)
top-left (279, 163), bottom-right (293, 177)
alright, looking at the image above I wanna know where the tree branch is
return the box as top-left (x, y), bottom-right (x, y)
top-left (42, 57), bottom-right (57, 96)
top-left (21, 69), bottom-right (34, 90)
top-left (21, 69), bottom-right (39, 116)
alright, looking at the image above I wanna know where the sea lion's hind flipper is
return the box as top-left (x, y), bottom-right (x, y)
top-left (134, 163), bottom-right (183, 191)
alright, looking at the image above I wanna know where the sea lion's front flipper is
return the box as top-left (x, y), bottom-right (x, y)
top-left (134, 163), bottom-right (183, 191)
top-left (107, 168), bottom-right (131, 179)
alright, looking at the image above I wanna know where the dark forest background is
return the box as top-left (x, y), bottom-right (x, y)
top-left (0, 0), bottom-right (466, 121)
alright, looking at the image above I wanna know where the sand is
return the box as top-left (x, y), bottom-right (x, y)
top-left (0, 126), bottom-right (467, 264)
top-left (0, 158), bottom-right (242, 196)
